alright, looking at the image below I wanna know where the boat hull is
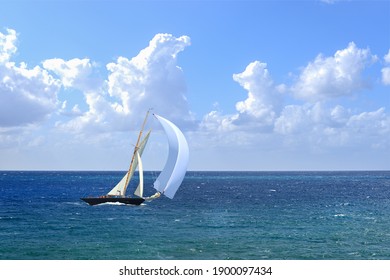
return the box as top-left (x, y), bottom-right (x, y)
top-left (81, 197), bottom-right (145, 206)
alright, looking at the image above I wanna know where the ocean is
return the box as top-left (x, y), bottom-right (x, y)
top-left (1, 171), bottom-right (390, 260)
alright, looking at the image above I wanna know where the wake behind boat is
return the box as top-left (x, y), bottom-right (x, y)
top-left (81, 110), bottom-right (189, 206)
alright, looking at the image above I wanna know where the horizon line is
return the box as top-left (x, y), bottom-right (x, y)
top-left (1, 169), bottom-right (389, 172)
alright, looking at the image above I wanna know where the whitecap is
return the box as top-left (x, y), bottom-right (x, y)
top-left (334, 213), bottom-right (346, 217)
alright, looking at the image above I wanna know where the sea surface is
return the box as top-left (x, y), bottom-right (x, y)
top-left (1, 171), bottom-right (390, 260)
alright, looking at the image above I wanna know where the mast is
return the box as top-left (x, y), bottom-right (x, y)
top-left (122, 109), bottom-right (151, 196)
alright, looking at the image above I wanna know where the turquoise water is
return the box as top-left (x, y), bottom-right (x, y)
top-left (1, 171), bottom-right (390, 259)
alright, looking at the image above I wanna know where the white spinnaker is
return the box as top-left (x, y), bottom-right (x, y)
top-left (107, 130), bottom-right (151, 196)
top-left (134, 150), bottom-right (144, 198)
top-left (153, 114), bottom-right (189, 199)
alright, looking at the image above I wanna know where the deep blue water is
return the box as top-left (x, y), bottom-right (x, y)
top-left (1, 171), bottom-right (390, 260)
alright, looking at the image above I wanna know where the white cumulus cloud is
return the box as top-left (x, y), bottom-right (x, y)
top-left (0, 28), bottom-right (17, 64)
top-left (381, 49), bottom-right (390, 85)
top-left (0, 29), bottom-right (61, 127)
top-left (201, 61), bottom-right (283, 134)
top-left (384, 50), bottom-right (390, 64)
top-left (58, 33), bottom-right (194, 133)
top-left (106, 33), bottom-right (192, 121)
top-left (233, 61), bottom-right (281, 122)
top-left (42, 58), bottom-right (94, 90)
top-left (291, 42), bottom-right (376, 102)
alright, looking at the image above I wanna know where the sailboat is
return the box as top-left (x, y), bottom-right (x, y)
top-left (81, 110), bottom-right (189, 206)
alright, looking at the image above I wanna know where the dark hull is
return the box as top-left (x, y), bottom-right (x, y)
top-left (81, 197), bottom-right (145, 206)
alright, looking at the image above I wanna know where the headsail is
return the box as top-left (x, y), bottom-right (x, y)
top-left (133, 150), bottom-right (144, 198)
top-left (153, 114), bottom-right (189, 199)
top-left (107, 130), bottom-right (151, 196)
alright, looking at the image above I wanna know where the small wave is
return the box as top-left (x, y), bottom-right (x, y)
top-left (0, 216), bottom-right (14, 220)
top-left (63, 202), bottom-right (84, 206)
top-left (334, 213), bottom-right (346, 217)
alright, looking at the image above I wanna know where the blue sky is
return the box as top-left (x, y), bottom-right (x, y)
top-left (0, 0), bottom-right (389, 171)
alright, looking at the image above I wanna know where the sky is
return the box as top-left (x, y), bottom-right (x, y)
top-left (0, 0), bottom-right (389, 171)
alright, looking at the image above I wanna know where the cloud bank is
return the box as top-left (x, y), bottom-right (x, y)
top-left (0, 28), bottom-right (389, 170)
top-left (200, 42), bottom-right (389, 153)
top-left (0, 29), bottom-right (193, 132)
top-left (0, 29), bottom-right (194, 162)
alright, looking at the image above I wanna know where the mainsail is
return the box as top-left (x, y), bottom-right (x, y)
top-left (107, 130), bottom-right (151, 197)
top-left (153, 114), bottom-right (189, 199)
